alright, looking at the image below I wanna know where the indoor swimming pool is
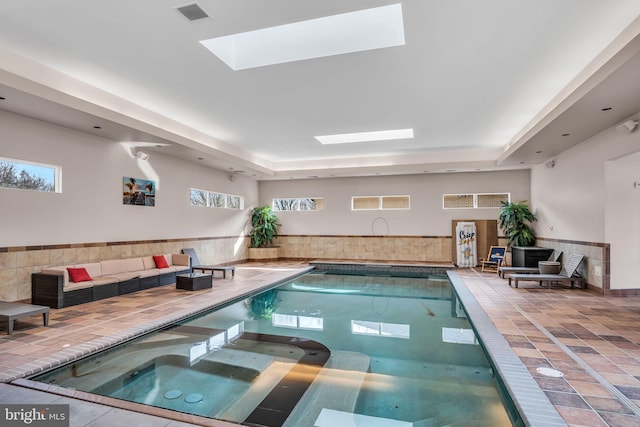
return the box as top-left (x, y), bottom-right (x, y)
top-left (31, 271), bottom-right (518, 426)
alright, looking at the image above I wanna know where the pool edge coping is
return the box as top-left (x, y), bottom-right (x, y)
top-left (448, 270), bottom-right (568, 427)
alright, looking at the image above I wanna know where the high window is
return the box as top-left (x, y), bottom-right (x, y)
top-left (443, 193), bottom-right (509, 209)
top-left (189, 188), bottom-right (244, 209)
top-left (352, 195), bottom-right (410, 210)
top-left (273, 198), bottom-right (324, 211)
top-left (0, 157), bottom-right (60, 192)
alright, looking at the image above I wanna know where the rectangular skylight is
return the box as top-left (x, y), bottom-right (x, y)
top-left (316, 128), bottom-right (414, 145)
top-left (200, 4), bottom-right (405, 70)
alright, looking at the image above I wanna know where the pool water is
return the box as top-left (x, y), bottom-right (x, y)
top-left (32, 272), bottom-right (514, 426)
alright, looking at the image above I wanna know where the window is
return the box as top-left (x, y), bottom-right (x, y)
top-left (190, 189), bottom-right (208, 207)
top-left (210, 192), bottom-right (226, 208)
top-left (0, 158), bottom-right (60, 192)
top-left (273, 197), bottom-right (324, 211)
top-left (227, 194), bottom-right (241, 209)
top-left (443, 193), bottom-right (509, 209)
top-left (189, 188), bottom-right (243, 209)
top-left (352, 195), bottom-right (410, 210)
top-left (477, 193), bottom-right (509, 208)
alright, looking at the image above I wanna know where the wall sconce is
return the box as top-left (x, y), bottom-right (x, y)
top-left (616, 119), bottom-right (638, 133)
top-left (130, 147), bottom-right (150, 161)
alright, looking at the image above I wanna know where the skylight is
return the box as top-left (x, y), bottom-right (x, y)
top-left (200, 4), bottom-right (405, 70)
top-left (315, 128), bottom-right (414, 145)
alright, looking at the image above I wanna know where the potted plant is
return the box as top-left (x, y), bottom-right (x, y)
top-left (498, 201), bottom-right (537, 247)
top-left (247, 205), bottom-right (281, 260)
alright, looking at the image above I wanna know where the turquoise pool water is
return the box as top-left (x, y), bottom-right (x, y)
top-left (32, 272), bottom-right (514, 426)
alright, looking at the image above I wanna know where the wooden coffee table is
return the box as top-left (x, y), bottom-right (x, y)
top-left (176, 273), bottom-right (213, 291)
top-left (0, 302), bottom-right (50, 335)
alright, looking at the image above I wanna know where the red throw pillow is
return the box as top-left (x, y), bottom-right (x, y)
top-left (67, 267), bottom-right (92, 282)
top-left (153, 255), bottom-right (169, 269)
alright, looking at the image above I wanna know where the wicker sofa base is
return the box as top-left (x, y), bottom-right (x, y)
top-left (93, 283), bottom-right (119, 301)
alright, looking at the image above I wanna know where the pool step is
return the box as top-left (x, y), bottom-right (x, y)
top-left (413, 412), bottom-right (475, 427)
top-left (283, 350), bottom-right (371, 427)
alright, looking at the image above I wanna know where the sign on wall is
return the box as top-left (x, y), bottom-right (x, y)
top-left (456, 222), bottom-right (477, 267)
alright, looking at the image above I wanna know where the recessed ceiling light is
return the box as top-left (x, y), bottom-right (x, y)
top-left (316, 128), bottom-right (414, 145)
top-left (200, 4), bottom-right (405, 70)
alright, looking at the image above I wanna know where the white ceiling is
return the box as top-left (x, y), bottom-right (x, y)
top-left (1, 1), bottom-right (640, 180)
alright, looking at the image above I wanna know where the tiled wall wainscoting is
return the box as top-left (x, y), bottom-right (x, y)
top-left (0, 237), bottom-right (248, 302)
top-left (536, 238), bottom-right (613, 294)
top-left (276, 235), bottom-right (453, 263)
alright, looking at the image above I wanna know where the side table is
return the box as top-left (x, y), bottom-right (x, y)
top-left (176, 273), bottom-right (213, 291)
top-left (0, 302), bottom-right (50, 335)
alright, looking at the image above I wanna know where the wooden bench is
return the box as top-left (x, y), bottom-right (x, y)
top-left (0, 302), bottom-right (50, 335)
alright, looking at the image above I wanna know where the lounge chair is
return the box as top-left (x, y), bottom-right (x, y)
top-left (181, 248), bottom-right (236, 278)
top-left (507, 254), bottom-right (584, 289)
top-left (498, 251), bottom-right (563, 278)
top-left (480, 246), bottom-right (506, 273)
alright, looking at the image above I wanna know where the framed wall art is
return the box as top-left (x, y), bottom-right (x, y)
top-left (123, 176), bottom-right (155, 206)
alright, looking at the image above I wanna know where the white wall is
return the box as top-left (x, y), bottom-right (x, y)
top-left (259, 170), bottom-right (530, 236)
top-left (605, 150), bottom-right (640, 289)
top-left (531, 115), bottom-right (640, 243)
top-left (0, 111), bottom-right (258, 247)
top-left (531, 112), bottom-right (640, 290)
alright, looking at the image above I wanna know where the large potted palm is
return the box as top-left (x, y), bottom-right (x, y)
top-left (247, 205), bottom-right (281, 260)
top-left (498, 201), bottom-right (537, 247)
top-left (498, 201), bottom-right (544, 267)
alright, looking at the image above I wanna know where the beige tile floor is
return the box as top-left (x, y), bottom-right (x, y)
top-left (0, 261), bottom-right (639, 426)
top-left (458, 268), bottom-right (640, 427)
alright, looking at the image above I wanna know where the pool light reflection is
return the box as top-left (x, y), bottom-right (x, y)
top-left (291, 284), bottom-right (361, 293)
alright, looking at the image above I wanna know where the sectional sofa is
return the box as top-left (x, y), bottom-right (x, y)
top-left (31, 254), bottom-right (191, 309)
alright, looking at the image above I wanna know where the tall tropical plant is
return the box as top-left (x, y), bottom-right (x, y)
top-left (498, 201), bottom-right (537, 247)
top-left (249, 205), bottom-right (280, 248)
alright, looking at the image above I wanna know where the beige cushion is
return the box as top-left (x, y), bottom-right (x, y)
top-left (41, 266), bottom-right (70, 287)
top-left (138, 269), bottom-right (159, 278)
top-left (107, 272), bottom-right (140, 282)
top-left (142, 256), bottom-right (156, 270)
top-left (171, 253), bottom-right (190, 267)
top-left (101, 259), bottom-right (128, 276)
top-left (75, 262), bottom-right (102, 279)
top-left (92, 276), bottom-right (119, 286)
top-left (64, 281), bottom-right (94, 291)
top-left (125, 258), bottom-right (145, 272)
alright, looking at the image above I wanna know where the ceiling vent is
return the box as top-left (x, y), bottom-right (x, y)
top-left (176, 3), bottom-right (209, 21)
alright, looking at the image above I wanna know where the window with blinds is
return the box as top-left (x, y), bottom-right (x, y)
top-left (352, 195), bottom-right (410, 210)
top-left (443, 193), bottom-right (509, 209)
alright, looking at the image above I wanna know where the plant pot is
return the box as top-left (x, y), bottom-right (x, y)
top-left (248, 247), bottom-right (280, 261)
top-left (538, 261), bottom-right (561, 275)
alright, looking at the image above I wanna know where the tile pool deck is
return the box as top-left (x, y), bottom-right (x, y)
top-left (0, 261), bottom-right (639, 426)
